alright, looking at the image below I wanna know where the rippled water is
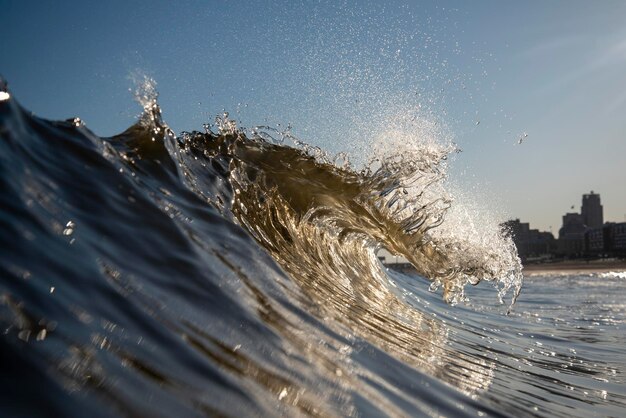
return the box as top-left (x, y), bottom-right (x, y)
top-left (1, 77), bottom-right (625, 417)
top-left (401, 271), bottom-right (626, 417)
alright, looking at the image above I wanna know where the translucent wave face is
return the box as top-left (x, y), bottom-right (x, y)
top-left (192, 109), bottom-right (522, 311)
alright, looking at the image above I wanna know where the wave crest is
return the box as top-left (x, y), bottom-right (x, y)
top-left (175, 114), bottom-right (522, 309)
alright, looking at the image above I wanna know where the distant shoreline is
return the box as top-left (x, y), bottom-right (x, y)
top-left (523, 259), bottom-right (626, 275)
top-left (384, 260), bottom-right (626, 276)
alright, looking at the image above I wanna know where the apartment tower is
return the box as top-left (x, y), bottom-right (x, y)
top-left (581, 191), bottom-right (603, 228)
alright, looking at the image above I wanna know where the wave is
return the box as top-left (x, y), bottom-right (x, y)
top-left (185, 102), bottom-right (522, 307)
top-left (0, 76), bottom-right (525, 417)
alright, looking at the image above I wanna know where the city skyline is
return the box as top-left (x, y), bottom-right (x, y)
top-left (2, 1), bottom-right (625, 231)
top-left (504, 190), bottom-right (626, 260)
top-left (513, 190), bottom-right (624, 236)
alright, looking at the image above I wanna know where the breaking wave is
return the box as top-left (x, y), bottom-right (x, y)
top-left (0, 77), bottom-right (533, 417)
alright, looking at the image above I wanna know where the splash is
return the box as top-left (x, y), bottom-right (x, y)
top-left (186, 109), bottom-right (522, 310)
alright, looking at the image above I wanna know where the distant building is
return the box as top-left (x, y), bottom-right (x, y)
top-left (505, 191), bottom-right (622, 261)
top-left (608, 223), bottom-right (626, 255)
top-left (581, 191), bottom-right (603, 228)
top-left (586, 222), bottom-right (626, 256)
top-left (532, 230), bottom-right (557, 256)
top-left (558, 213), bottom-right (586, 256)
top-left (502, 219), bottom-right (530, 256)
top-left (502, 219), bottom-right (555, 260)
top-left (586, 225), bottom-right (610, 255)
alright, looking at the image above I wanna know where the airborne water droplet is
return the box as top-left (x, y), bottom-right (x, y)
top-left (0, 91), bottom-right (10, 101)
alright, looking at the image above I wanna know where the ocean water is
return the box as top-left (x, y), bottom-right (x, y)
top-left (1, 78), bottom-right (625, 417)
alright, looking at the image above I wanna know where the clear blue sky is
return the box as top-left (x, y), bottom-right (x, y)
top-left (2, 0), bottom-right (625, 232)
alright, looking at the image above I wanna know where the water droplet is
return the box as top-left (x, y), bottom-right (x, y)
top-left (278, 388), bottom-right (289, 401)
top-left (0, 91), bottom-right (10, 101)
top-left (18, 330), bottom-right (31, 342)
top-left (428, 279), bottom-right (441, 292)
top-left (36, 329), bottom-right (47, 341)
top-left (63, 221), bottom-right (75, 236)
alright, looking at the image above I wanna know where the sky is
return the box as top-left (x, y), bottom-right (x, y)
top-left (1, 0), bottom-right (625, 233)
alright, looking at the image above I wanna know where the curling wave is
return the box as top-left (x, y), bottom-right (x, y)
top-left (0, 77), bottom-right (530, 417)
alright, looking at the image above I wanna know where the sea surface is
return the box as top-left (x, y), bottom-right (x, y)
top-left (1, 78), bottom-right (625, 417)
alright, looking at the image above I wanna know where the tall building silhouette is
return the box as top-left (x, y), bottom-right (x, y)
top-left (558, 213), bottom-right (587, 255)
top-left (581, 191), bottom-right (603, 228)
